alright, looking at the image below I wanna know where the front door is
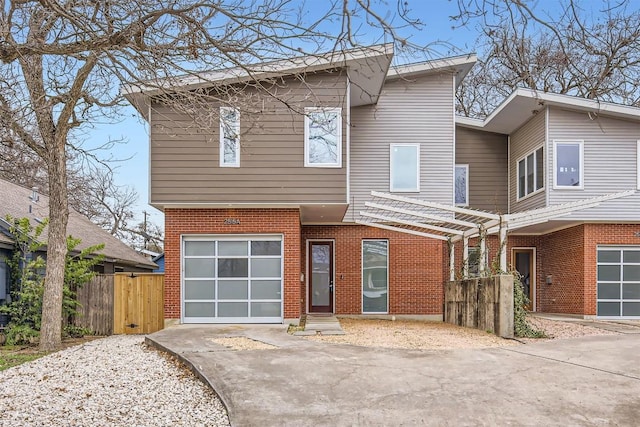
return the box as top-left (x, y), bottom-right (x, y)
top-left (309, 241), bottom-right (334, 313)
top-left (513, 248), bottom-right (535, 311)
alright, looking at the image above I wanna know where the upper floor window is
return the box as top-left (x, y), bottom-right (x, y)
top-left (517, 146), bottom-right (544, 199)
top-left (637, 140), bottom-right (640, 190)
top-left (304, 107), bottom-right (342, 167)
top-left (220, 107), bottom-right (240, 167)
top-left (455, 164), bottom-right (469, 206)
top-left (553, 141), bottom-right (583, 189)
top-left (390, 144), bottom-right (420, 192)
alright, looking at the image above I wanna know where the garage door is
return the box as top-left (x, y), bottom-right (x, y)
top-left (597, 247), bottom-right (640, 318)
top-left (182, 236), bottom-right (283, 323)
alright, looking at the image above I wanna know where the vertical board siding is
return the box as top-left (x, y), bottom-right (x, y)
top-left (509, 111), bottom-right (547, 212)
top-left (150, 72), bottom-right (348, 204)
top-left (346, 72), bottom-right (455, 221)
top-left (74, 274), bottom-right (114, 336)
top-left (455, 126), bottom-right (508, 212)
top-left (113, 273), bottom-right (164, 335)
top-left (548, 107), bottom-right (640, 220)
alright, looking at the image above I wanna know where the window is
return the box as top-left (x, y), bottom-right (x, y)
top-left (219, 107), bottom-right (240, 167)
top-left (455, 164), bottom-right (469, 206)
top-left (637, 140), bottom-right (640, 190)
top-left (362, 240), bottom-right (388, 313)
top-left (390, 144), bottom-right (420, 192)
top-left (553, 141), bottom-right (583, 189)
top-left (304, 108), bottom-right (342, 167)
top-left (517, 146), bottom-right (544, 199)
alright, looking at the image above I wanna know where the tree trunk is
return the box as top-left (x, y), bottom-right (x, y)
top-left (39, 145), bottom-right (69, 351)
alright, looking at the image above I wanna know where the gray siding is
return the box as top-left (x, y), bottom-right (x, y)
top-left (548, 107), bottom-right (640, 220)
top-left (455, 126), bottom-right (508, 213)
top-left (509, 111), bottom-right (547, 213)
top-left (346, 72), bottom-right (455, 221)
top-left (150, 72), bottom-right (348, 205)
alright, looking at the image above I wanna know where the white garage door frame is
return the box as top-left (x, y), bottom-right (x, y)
top-left (596, 245), bottom-right (640, 319)
top-left (181, 234), bottom-right (284, 324)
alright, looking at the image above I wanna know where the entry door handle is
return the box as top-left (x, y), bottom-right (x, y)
top-left (329, 282), bottom-right (333, 292)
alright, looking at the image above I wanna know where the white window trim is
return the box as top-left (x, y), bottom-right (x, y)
top-left (636, 140), bottom-right (640, 190)
top-left (553, 140), bottom-right (584, 190)
top-left (361, 239), bottom-right (389, 314)
top-left (389, 143), bottom-right (420, 193)
top-left (455, 164), bottom-right (469, 206)
top-left (304, 107), bottom-right (342, 168)
top-left (516, 145), bottom-right (545, 201)
top-left (219, 107), bottom-right (240, 167)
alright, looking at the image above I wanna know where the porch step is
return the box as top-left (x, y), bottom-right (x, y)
top-left (294, 315), bottom-right (345, 336)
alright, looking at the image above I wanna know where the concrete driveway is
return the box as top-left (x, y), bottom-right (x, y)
top-left (148, 325), bottom-right (640, 426)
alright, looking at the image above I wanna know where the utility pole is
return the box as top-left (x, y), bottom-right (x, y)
top-left (142, 210), bottom-right (149, 250)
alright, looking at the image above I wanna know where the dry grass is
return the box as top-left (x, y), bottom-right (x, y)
top-left (304, 318), bottom-right (519, 350)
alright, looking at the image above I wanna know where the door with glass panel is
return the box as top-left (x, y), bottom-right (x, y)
top-left (182, 236), bottom-right (283, 323)
top-left (309, 241), bottom-right (334, 313)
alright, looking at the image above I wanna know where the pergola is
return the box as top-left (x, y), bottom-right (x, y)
top-left (356, 190), bottom-right (635, 280)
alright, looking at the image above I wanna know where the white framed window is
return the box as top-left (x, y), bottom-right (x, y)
top-left (304, 107), bottom-right (342, 167)
top-left (517, 146), bottom-right (544, 199)
top-left (553, 140), bottom-right (583, 189)
top-left (219, 107), bottom-right (240, 167)
top-left (455, 164), bottom-right (469, 206)
top-left (390, 144), bottom-right (420, 192)
top-left (362, 239), bottom-right (388, 314)
top-left (637, 140), bottom-right (639, 190)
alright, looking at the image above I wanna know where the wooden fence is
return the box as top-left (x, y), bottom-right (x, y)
top-left (74, 273), bottom-right (164, 336)
top-left (74, 274), bottom-right (114, 335)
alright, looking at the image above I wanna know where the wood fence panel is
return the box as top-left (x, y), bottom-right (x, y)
top-left (74, 275), bottom-right (114, 336)
top-left (113, 273), bottom-right (164, 335)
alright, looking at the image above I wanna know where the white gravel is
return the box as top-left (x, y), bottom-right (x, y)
top-left (0, 335), bottom-right (230, 427)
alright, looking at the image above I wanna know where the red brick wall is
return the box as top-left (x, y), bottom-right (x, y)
top-left (302, 225), bottom-right (445, 315)
top-left (164, 208), bottom-right (301, 320)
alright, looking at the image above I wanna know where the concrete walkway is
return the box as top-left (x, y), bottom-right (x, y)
top-left (293, 314), bottom-right (345, 336)
top-left (147, 325), bottom-right (640, 426)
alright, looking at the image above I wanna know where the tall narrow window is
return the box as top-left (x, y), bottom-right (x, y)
top-left (553, 141), bottom-right (583, 189)
top-left (362, 240), bottom-right (388, 314)
top-left (517, 146), bottom-right (544, 199)
top-left (455, 164), bottom-right (469, 206)
top-left (220, 107), bottom-right (240, 167)
top-left (304, 108), bottom-right (342, 167)
top-left (636, 140), bottom-right (640, 190)
top-left (390, 144), bottom-right (420, 192)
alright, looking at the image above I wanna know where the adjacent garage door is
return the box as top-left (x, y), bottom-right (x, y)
top-left (182, 235), bottom-right (283, 323)
top-left (597, 246), bottom-right (640, 318)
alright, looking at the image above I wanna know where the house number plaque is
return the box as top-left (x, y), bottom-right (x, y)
top-left (224, 218), bottom-right (241, 225)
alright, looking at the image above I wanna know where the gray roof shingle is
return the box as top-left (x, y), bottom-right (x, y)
top-left (0, 178), bottom-right (156, 269)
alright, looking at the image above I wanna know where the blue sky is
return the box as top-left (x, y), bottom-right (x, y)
top-left (89, 1), bottom-right (495, 228)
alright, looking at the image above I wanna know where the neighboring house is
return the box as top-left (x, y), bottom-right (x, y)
top-left (126, 43), bottom-right (640, 325)
top-left (152, 253), bottom-right (165, 273)
top-left (0, 178), bottom-right (157, 304)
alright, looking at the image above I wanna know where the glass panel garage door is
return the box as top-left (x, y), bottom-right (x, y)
top-left (597, 247), bottom-right (640, 318)
top-left (182, 236), bottom-right (283, 323)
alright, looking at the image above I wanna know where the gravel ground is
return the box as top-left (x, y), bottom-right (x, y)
top-left (305, 318), bottom-right (519, 350)
top-left (0, 335), bottom-right (230, 427)
top-left (304, 316), bottom-right (620, 350)
top-left (525, 316), bottom-right (620, 340)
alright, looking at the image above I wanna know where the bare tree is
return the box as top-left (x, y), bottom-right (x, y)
top-left (0, 0), bottom-right (424, 350)
top-left (453, 0), bottom-right (640, 117)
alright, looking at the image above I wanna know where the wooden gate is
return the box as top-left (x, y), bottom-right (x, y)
top-left (113, 273), bottom-right (164, 334)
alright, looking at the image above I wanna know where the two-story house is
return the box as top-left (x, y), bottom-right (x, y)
top-left (126, 43), bottom-right (640, 325)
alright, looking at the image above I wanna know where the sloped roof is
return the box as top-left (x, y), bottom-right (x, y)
top-left (456, 88), bottom-right (640, 134)
top-left (0, 178), bottom-right (156, 269)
